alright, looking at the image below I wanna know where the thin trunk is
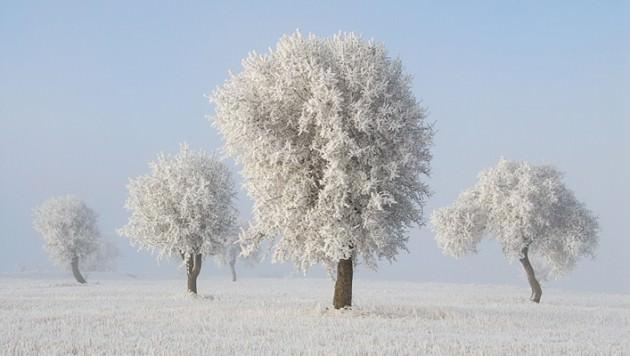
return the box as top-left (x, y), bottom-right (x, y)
top-left (186, 253), bottom-right (203, 294)
top-left (229, 261), bottom-right (237, 282)
top-left (70, 256), bottom-right (87, 284)
top-left (333, 257), bottom-right (353, 309)
top-left (519, 247), bottom-right (542, 303)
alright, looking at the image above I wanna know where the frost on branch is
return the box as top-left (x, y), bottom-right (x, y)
top-left (211, 31), bottom-right (433, 271)
top-left (118, 144), bottom-right (237, 261)
top-left (431, 159), bottom-right (599, 278)
top-left (33, 196), bottom-right (101, 275)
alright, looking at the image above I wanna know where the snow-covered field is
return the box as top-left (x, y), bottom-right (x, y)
top-left (1, 276), bottom-right (628, 355)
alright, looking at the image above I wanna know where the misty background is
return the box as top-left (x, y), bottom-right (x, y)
top-left (1, 1), bottom-right (628, 293)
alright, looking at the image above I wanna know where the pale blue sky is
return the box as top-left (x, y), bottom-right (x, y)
top-left (1, 1), bottom-right (628, 292)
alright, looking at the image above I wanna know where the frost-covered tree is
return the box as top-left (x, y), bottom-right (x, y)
top-left (33, 196), bottom-right (101, 283)
top-left (431, 159), bottom-right (598, 303)
top-left (211, 32), bottom-right (433, 308)
top-left (82, 239), bottom-right (120, 272)
top-left (214, 222), bottom-right (261, 282)
top-left (118, 144), bottom-right (237, 294)
top-left (220, 236), bottom-right (241, 282)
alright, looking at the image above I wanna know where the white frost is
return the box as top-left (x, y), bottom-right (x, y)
top-left (1, 277), bottom-right (628, 355)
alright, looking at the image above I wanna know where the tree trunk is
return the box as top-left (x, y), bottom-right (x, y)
top-left (333, 257), bottom-right (353, 309)
top-left (229, 260), bottom-right (237, 282)
top-left (519, 247), bottom-right (542, 303)
top-left (186, 253), bottom-right (203, 294)
top-left (70, 256), bottom-right (87, 284)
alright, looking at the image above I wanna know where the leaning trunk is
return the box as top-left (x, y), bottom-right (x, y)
top-left (229, 261), bottom-right (237, 282)
top-left (70, 256), bottom-right (87, 284)
top-left (519, 247), bottom-right (542, 303)
top-left (333, 257), bottom-right (353, 309)
top-left (186, 253), bottom-right (203, 294)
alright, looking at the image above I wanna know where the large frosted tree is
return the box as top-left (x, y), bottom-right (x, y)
top-left (33, 196), bottom-right (101, 284)
top-left (118, 144), bottom-right (237, 294)
top-left (431, 159), bottom-right (599, 303)
top-left (212, 32), bottom-right (433, 308)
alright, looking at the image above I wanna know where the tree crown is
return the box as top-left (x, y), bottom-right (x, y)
top-left (33, 195), bottom-right (100, 268)
top-left (119, 144), bottom-right (237, 259)
top-left (212, 32), bottom-right (433, 270)
top-left (431, 159), bottom-right (598, 277)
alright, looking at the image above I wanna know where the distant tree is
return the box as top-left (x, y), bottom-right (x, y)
top-left (119, 144), bottom-right (237, 294)
top-left (431, 159), bottom-right (599, 303)
top-left (214, 222), bottom-right (261, 282)
top-left (222, 236), bottom-right (241, 282)
top-left (83, 238), bottom-right (120, 272)
top-left (212, 32), bottom-right (433, 308)
top-left (33, 196), bottom-right (102, 283)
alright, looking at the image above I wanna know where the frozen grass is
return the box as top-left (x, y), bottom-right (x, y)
top-left (1, 276), bottom-right (628, 355)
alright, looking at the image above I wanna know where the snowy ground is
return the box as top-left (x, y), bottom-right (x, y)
top-left (1, 276), bottom-right (628, 355)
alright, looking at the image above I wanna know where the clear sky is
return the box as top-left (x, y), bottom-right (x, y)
top-left (1, 1), bottom-right (628, 293)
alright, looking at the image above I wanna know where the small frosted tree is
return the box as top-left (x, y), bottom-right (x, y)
top-left (214, 222), bottom-right (261, 282)
top-left (83, 239), bottom-right (119, 272)
top-left (431, 159), bottom-right (598, 303)
top-left (212, 32), bottom-right (433, 308)
top-left (118, 144), bottom-right (237, 294)
top-left (33, 196), bottom-right (101, 283)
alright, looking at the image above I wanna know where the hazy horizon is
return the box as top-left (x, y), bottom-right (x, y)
top-left (1, 1), bottom-right (628, 293)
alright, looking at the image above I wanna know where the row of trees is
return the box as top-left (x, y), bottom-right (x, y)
top-left (33, 192), bottom-right (253, 287)
top-left (33, 31), bottom-right (598, 306)
top-left (32, 146), bottom-right (254, 287)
